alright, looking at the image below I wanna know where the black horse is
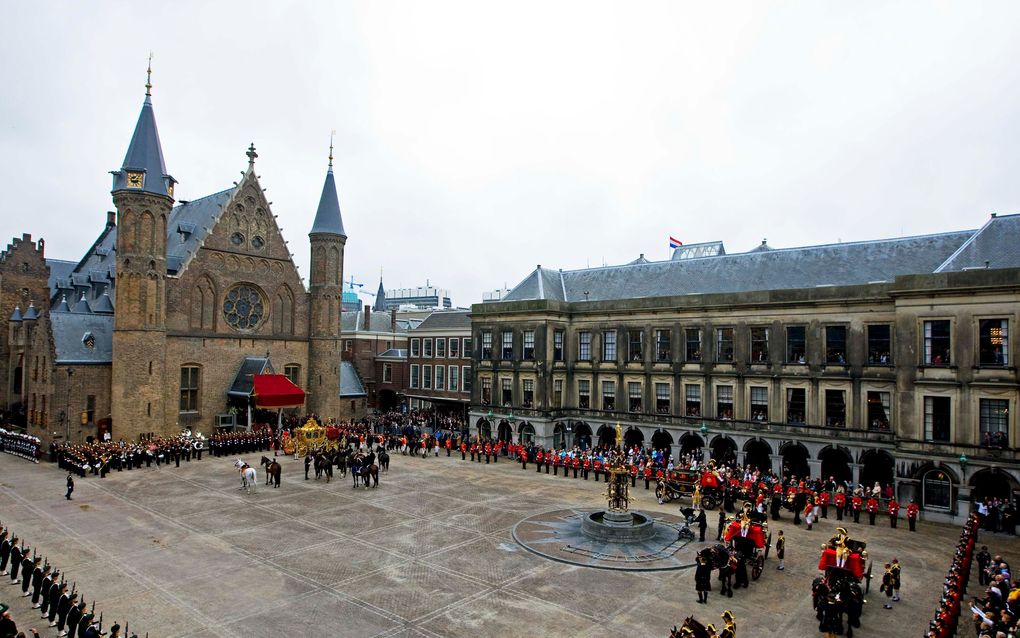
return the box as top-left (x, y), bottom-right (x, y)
top-left (378, 448), bottom-right (390, 473)
top-left (260, 456), bottom-right (281, 488)
top-left (697, 544), bottom-right (736, 597)
top-left (350, 453), bottom-right (379, 488)
top-left (812, 569), bottom-right (864, 637)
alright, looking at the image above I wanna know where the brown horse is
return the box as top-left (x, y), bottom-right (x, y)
top-left (260, 456), bottom-right (281, 488)
top-left (351, 460), bottom-right (379, 488)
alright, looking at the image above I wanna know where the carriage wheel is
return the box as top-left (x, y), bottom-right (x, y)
top-left (751, 554), bottom-right (764, 580)
top-left (702, 494), bottom-right (719, 510)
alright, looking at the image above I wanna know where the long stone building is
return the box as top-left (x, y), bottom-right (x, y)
top-left (470, 220), bottom-right (1020, 521)
top-left (0, 72), bottom-right (353, 442)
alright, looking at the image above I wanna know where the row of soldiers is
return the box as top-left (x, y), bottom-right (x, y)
top-left (56, 435), bottom-right (205, 478)
top-left (926, 513), bottom-right (979, 637)
top-left (0, 524), bottom-right (134, 638)
top-left (208, 430), bottom-right (271, 457)
top-left (0, 428), bottom-right (41, 463)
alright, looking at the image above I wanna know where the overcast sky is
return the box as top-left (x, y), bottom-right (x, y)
top-left (3, 2), bottom-right (1020, 307)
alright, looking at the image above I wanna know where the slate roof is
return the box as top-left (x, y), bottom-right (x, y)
top-left (627, 254), bottom-right (651, 265)
top-left (165, 189), bottom-right (234, 274)
top-left (503, 230), bottom-right (978, 303)
top-left (51, 312), bottom-right (113, 364)
top-left (340, 310), bottom-right (408, 334)
top-left (936, 214), bottom-right (1020, 272)
top-left (45, 259), bottom-right (76, 296)
top-left (310, 167), bottom-right (346, 236)
top-left (377, 348), bottom-right (408, 359)
top-left (414, 310), bottom-right (471, 332)
top-left (339, 361), bottom-right (366, 397)
top-left (111, 92), bottom-right (175, 197)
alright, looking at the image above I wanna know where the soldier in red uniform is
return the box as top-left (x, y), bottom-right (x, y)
top-left (593, 458), bottom-right (602, 482)
top-left (851, 493), bottom-right (863, 523)
top-left (906, 499), bottom-right (920, 532)
top-left (866, 495), bottom-right (879, 525)
top-left (629, 463), bottom-right (638, 487)
top-left (835, 489), bottom-right (847, 521)
top-left (493, 440), bottom-right (501, 462)
top-left (445, 437), bottom-right (452, 457)
top-left (535, 449), bottom-right (544, 472)
top-left (469, 442), bottom-right (477, 463)
top-left (888, 498), bottom-right (900, 528)
top-left (643, 464), bottom-right (653, 490)
top-left (460, 441), bottom-right (467, 461)
top-left (572, 456), bottom-right (581, 478)
top-left (819, 490), bottom-right (830, 519)
top-left (582, 456), bottom-right (591, 480)
top-left (484, 441), bottom-right (493, 464)
top-left (551, 451), bottom-right (560, 476)
top-left (520, 446), bottom-right (528, 470)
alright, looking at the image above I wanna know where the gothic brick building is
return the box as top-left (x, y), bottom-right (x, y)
top-left (0, 73), bottom-right (352, 442)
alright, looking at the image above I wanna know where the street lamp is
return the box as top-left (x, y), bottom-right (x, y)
top-left (959, 453), bottom-right (968, 476)
top-left (700, 422), bottom-right (709, 436)
top-left (64, 368), bottom-right (74, 443)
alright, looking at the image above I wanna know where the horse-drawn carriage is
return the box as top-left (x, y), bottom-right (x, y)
top-left (813, 527), bottom-right (871, 636)
top-left (723, 508), bottom-right (771, 581)
top-left (293, 418), bottom-right (326, 457)
top-left (656, 468), bottom-right (723, 509)
top-left (669, 610), bottom-right (736, 638)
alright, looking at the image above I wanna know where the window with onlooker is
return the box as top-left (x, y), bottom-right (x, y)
top-left (825, 389), bottom-right (846, 427)
top-left (686, 328), bottom-right (702, 361)
top-left (716, 385), bottom-right (733, 419)
top-left (553, 330), bottom-right (564, 361)
top-left (501, 330), bottom-right (513, 360)
top-left (655, 329), bottom-right (671, 362)
top-left (655, 383), bottom-right (670, 414)
top-left (787, 326), bottom-right (806, 363)
top-left (602, 381), bottom-right (616, 411)
top-left (578, 331), bottom-right (592, 361)
top-left (716, 328), bottom-right (734, 362)
top-left (825, 325), bottom-right (847, 364)
top-left (523, 330), bottom-right (535, 360)
top-left (980, 398), bottom-right (1009, 448)
top-left (481, 332), bottom-right (492, 359)
top-left (786, 388), bottom-right (806, 424)
top-left (410, 338), bottom-right (421, 357)
top-left (867, 324), bottom-right (892, 364)
top-left (923, 396), bottom-right (951, 442)
top-left (449, 338), bottom-right (459, 358)
top-left (501, 378), bottom-right (512, 405)
top-left (628, 382), bottom-right (642, 412)
top-left (628, 330), bottom-right (643, 362)
top-left (979, 319), bottom-right (1009, 366)
top-left (603, 331), bottom-right (617, 362)
top-left (923, 320), bottom-right (951, 365)
top-left (480, 377), bottom-right (491, 404)
top-left (382, 363), bottom-right (392, 383)
top-left (750, 327), bottom-right (769, 363)
top-left (750, 386), bottom-right (768, 421)
top-left (685, 384), bottom-right (701, 416)
top-left (522, 379), bottom-right (534, 408)
top-left (866, 391), bottom-right (891, 431)
top-left (578, 380), bottom-right (591, 409)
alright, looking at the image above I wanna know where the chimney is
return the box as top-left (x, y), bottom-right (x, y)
top-left (390, 307), bottom-right (397, 333)
top-left (107, 211), bottom-right (116, 226)
top-left (363, 303), bottom-right (371, 331)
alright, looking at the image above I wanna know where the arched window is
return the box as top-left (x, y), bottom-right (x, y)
top-left (922, 469), bottom-right (953, 511)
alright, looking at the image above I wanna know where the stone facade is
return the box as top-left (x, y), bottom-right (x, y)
top-left (470, 221), bottom-right (1020, 522)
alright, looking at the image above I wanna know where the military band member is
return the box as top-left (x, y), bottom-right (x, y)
top-left (834, 489), bottom-right (846, 521)
top-left (819, 490), bottom-right (830, 519)
top-left (881, 563), bottom-right (895, 609)
top-left (891, 558), bottom-right (902, 601)
top-left (888, 498), bottom-right (900, 528)
top-left (460, 441), bottom-right (467, 461)
top-left (867, 496), bottom-right (879, 525)
top-left (851, 493), bottom-right (863, 523)
top-left (906, 499), bottom-right (919, 532)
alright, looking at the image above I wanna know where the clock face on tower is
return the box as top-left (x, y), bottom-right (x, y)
top-left (167, 182), bottom-right (174, 198)
top-left (126, 172), bottom-right (144, 188)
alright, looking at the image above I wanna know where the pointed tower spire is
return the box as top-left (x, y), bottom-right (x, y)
top-left (373, 274), bottom-right (387, 311)
top-left (111, 58), bottom-right (176, 198)
top-left (309, 138), bottom-right (346, 237)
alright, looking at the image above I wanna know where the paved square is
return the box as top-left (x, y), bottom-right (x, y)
top-left (0, 451), bottom-right (1015, 637)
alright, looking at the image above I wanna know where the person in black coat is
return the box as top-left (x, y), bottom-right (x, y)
top-left (55, 591), bottom-right (76, 633)
top-left (64, 600), bottom-right (85, 638)
top-left (696, 509), bottom-right (708, 542)
top-left (695, 554), bottom-right (712, 604)
top-left (9, 542), bottom-right (24, 584)
top-left (32, 564), bottom-right (51, 608)
top-left (21, 554), bottom-right (39, 596)
top-left (0, 531), bottom-right (10, 576)
top-left (39, 569), bottom-right (58, 617)
top-left (47, 581), bottom-right (66, 625)
top-left (65, 474), bottom-right (74, 500)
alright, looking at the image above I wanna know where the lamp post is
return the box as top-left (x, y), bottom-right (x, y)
top-left (959, 453), bottom-right (968, 480)
top-left (64, 368), bottom-right (74, 443)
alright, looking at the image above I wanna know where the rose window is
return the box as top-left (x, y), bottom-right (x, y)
top-left (223, 285), bottom-right (265, 330)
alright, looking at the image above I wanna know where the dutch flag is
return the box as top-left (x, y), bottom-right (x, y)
top-left (669, 236), bottom-right (683, 249)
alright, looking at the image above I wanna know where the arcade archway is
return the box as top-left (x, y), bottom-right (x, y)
top-left (573, 422), bottom-right (593, 449)
top-left (597, 425), bottom-right (617, 448)
top-left (680, 432), bottom-right (705, 456)
top-left (970, 468), bottom-right (1020, 502)
top-left (476, 418), bottom-right (491, 440)
top-left (819, 446), bottom-right (852, 485)
top-left (496, 420), bottom-right (512, 443)
top-left (624, 427), bottom-right (644, 449)
top-left (781, 442), bottom-right (810, 479)
top-left (711, 436), bottom-right (737, 465)
top-left (744, 438), bottom-right (773, 473)
top-left (518, 422), bottom-right (536, 445)
top-left (859, 449), bottom-right (894, 490)
top-left (651, 429), bottom-right (674, 451)
top-left (553, 423), bottom-right (567, 449)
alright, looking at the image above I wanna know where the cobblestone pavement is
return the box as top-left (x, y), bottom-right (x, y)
top-left (1, 451), bottom-right (1016, 637)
